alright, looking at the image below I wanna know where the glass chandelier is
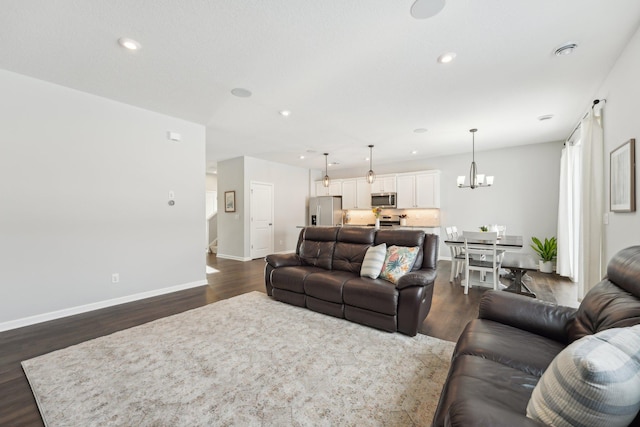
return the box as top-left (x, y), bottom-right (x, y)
top-left (366, 145), bottom-right (376, 184)
top-left (323, 153), bottom-right (330, 187)
top-left (457, 128), bottom-right (494, 189)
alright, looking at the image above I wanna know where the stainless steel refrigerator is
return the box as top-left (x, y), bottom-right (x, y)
top-left (309, 196), bottom-right (343, 226)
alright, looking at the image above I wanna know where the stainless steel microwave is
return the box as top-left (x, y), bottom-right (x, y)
top-left (371, 193), bottom-right (396, 208)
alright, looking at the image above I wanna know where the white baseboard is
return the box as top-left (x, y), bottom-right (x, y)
top-left (0, 279), bottom-right (207, 332)
top-left (215, 253), bottom-right (252, 261)
top-left (216, 250), bottom-right (294, 261)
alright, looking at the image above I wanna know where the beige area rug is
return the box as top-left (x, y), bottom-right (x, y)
top-left (22, 292), bottom-right (455, 426)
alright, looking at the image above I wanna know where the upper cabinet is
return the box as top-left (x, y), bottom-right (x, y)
top-left (314, 170), bottom-right (438, 209)
top-left (342, 178), bottom-right (371, 209)
top-left (370, 175), bottom-right (396, 194)
top-left (315, 180), bottom-right (342, 197)
top-left (396, 171), bottom-right (440, 208)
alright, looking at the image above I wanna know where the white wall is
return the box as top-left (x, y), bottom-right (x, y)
top-left (0, 70), bottom-right (206, 329)
top-left (217, 157), bottom-right (245, 259)
top-left (596, 25), bottom-right (640, 262)
top-left (216, 156), bottom-right (309, 259)
top-left (245, 157), bottom-right (308, 255)
top-left (205, 173), bottom-right (218, 191)
top-left (333, 141), bottom-right (563, 259)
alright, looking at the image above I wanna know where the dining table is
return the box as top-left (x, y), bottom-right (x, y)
top-left (444, 234), bottom-right (537, 297)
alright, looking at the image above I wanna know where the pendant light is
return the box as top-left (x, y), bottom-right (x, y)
top-left (457, 129), bottom-right (494, 189)
top-left (366, 145), bottom-right (376, 184)
top-left (323, 153), bottom-right (330, 188)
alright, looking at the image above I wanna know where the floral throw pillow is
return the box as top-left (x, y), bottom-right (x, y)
top-left (379, 245), bottom-right (420, 284)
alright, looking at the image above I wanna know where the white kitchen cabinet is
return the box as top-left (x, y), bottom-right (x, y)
top-left (396, 174), bottom-right (416, 208)
top-left (415, 171), bottom-right (440, 208)
top-left (342, 178), bottom-right (371, 209)
top-left (370, 175), bottom-right (396, 194)
top-left (356, 179), bottom-right (371, 209)
top-left (329, 181), bottom-right (342, 196)
top-left (315, 180), bottom-right (342, 197)
top-left (396, 171), bottom-right (440, 208)
top-left (341, 180), bottom-right (356, 209)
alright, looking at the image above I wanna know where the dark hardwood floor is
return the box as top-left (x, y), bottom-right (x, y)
top-left (0, 254), bottom-right (575, 426)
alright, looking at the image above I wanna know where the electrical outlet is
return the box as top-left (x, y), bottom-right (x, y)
top-left (112, 273), bottom-right (120, 284)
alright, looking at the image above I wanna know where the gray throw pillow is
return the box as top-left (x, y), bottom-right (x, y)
top-left (526, 324), bottom-right (640, 427)
top-left (360, 243), bottom-right (386, 279)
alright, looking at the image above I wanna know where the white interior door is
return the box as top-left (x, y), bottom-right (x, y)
top-left (250, 182), bottom-right (274, 259)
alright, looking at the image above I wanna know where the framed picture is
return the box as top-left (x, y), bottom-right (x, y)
top-left (610, 139), bottom-right (636, 212)
top-left (224, 191), bottom-right (236, 212)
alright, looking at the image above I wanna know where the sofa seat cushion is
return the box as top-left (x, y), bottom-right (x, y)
top-left (343, 277), bottom-right (398, 315)
top-left (271, 266), bottom-right (325, 294)
top-left (456, 319), bottom-right (565, 377)
top-left (433, 355), bottom-right (539, 427)
top-left (304, 271), bottom-right (357, 303)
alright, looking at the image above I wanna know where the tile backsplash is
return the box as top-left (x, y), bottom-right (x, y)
top-left (344, 208), bottom-right (440, 227)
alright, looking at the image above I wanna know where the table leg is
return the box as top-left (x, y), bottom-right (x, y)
top-left (504, 268), bottom-right (536, 298)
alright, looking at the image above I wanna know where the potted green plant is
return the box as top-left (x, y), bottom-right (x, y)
top-left (479, 225), bottom-right (488, 232)
top-left (531, 236), bottom-right (557, 273)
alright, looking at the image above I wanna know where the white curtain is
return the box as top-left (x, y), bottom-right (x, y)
top-left (556, 142), bottom-right (581, 282)
top-left (556, 108), bottom-right (605, 299)
top-left (578, 108), bottom-right (605, 298)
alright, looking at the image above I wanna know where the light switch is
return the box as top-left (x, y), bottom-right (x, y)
top-left (603, 213), bottom-right (609, 225)
top-left (168, 191), bottom-right (175, 200)
top-left (167, 131), bottom-right (181, 142)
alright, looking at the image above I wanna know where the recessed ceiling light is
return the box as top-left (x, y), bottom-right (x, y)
top-left (279, 110), bottom-right (291, 117)
top-left (538, 114), bottom-right (554, 121)
top-left (554, 43), bottom-right (578, 56)
top-left (299, 155), bottom-right (305, 159)
top-left (437, 52), bottom-right (456, 64)
top-left (414, 128), bottom-right (428, 133)
top-left (118, 37), bottom-right (141, 51)
top-left (411, 150), bottom-right (418, 155)
top-left (410, 0), bottom-right (446, 19)
top-left (231, 88), bottom-right (252, 98)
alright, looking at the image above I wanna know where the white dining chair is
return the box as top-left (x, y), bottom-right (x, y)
top-left (446, 226), bottom-right (466, 282)
top-left (462, 231), bottom-right (505, 295)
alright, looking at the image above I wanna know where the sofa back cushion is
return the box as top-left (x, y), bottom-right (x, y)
top-left (298, 227), bottom-right (339, 270)
top-left (569, 246), bottom-right (640, 343)
top-left (333, 228), bottom-right (376, 273)
top-left (375, 229), bottom-right (426, 271)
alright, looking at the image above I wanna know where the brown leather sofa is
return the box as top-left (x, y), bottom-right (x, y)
top-left (433, 245), bottom-right (640, 426)
top-left (264, 226), bottom-right (439, 336)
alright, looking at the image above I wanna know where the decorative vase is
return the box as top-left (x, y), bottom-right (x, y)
top-left (539, 260), bottom-right (553, 273)
top-left (375, 218), bottom-right (380, 230)
top-left (400, 218), bottom-right (407, 226)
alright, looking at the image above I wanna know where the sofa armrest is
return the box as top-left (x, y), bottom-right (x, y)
top-left (479, 290), bottom-right (576, 344)
top-left (396, 269), bottom-right (436, 290)
top-left (265, 253), bottom-right (301, 268)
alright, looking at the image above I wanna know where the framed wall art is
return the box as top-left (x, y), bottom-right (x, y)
top-left (224, 191), bottom-right (236, 212)
top-left (610, 138), bottom-right (636, 212)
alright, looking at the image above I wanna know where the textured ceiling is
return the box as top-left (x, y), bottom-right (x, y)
top-left (2, 0), bottom-right (639, 173)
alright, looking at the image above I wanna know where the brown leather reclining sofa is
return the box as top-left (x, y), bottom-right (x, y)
top-left (264, 226), bottom-right (439, 336)
top-left (433, 245), bottom-right (640, 426)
